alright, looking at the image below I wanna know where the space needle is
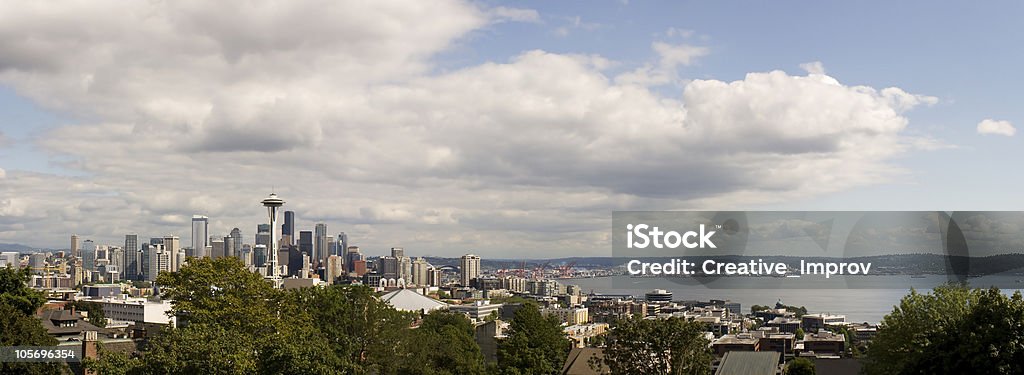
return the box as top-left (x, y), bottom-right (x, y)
top-left (261, 192), bottom-right (285, 287)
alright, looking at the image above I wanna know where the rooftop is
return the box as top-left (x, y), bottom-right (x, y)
top-left (715, 351), bottom-right (781, 375)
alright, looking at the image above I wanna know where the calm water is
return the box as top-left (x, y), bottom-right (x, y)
top-left (565, 274), bottom-right (1024, 324)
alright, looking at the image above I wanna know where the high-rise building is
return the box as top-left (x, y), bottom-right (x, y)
top-left (192, 215), bottom-right (209, 258)
top-left (229, 228), bottom-right (242, 259)
top-left (210, 237), bottom-right (225, 259)
top-left (71, 234), bottom-right (80, 258)
top-left (150, 237), bottom-right (164, 246)
top-left (239, 244), bottom-right (253, 267)
top-left (314, 223), bottom-right (328, 267)
top-left (223, 235), bottom-right (236, 258)
top-left (460, 254), bottom-right (481, 287)
top-left (345, 246), bottom-right (362, 272)
top-left (391, 247), bottom-right (405, 258)
top-left (411, 257), bottom-right (431, 286)
top-left (82, 239), bottom-right (97, 271)
top-left (111, 247), bottom-right (125, 277)
top-left (253, 244), bottom-right (268, 267)
top-left (123, 234), bottom-right (139, 279)
top-left (163, 236), bottom-right (180, 271)
top-left (282, 211), bottom-right (295, 245)
top-left (147, 244), bottom-right (170, 282)
top-left (256, 224), bottom-right (270, 249)
top-left (325, 255), bottom-right (344, 284)
top-left (298, 231), bottom-right (313, 264)
top-left (337, 232), bottom-right (348, 259)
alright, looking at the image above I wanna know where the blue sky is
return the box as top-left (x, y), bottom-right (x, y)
top-left (0, 1), bottom-right (1021, 255)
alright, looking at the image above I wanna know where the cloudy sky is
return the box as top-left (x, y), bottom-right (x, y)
top-left (0, 1), bottom-right (1021, 258)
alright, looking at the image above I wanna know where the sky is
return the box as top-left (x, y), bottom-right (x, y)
top-left (0, 1), bottom-right (1021, 258)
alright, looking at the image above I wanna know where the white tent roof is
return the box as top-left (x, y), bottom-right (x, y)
top-left (380, 289), bottom-right (448, 313)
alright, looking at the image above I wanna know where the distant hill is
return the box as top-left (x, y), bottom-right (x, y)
top-left (0, 243), bottom-right (35, 252)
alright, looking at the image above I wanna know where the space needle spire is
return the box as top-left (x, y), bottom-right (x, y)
top-left (261, 192), bottom-right (285, 286)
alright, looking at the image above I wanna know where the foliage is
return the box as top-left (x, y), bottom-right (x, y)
top-left (399, 310), bottom-right (488, 375)
top-left (794, 327), bottom-right (804, 340)
top-left (66, 300), bottom-right (107, 328)
top-left (0, 265), bottom-right (47, 315)
top-left (497, 302), bottom-right (571, 375)
top-left (865, 284), bottom-right (1024, 374)
top-left (785, 358), bottom-right (815, 375)
top-left (0, 267), bottom-right (65, 375)
top-left (595, 316), bottom-right (712, 375)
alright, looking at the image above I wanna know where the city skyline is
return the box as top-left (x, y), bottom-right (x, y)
top-left (1, 1), bottom-right (1023, 258)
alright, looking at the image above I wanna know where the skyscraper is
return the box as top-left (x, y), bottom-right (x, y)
top-left (460, 254), bottom-right (481, 286)
top-left (71, 234), bottom-right (80, 258)
top-left (298, 231), bottom-right (313, 266)
top-left (229, 228), bottom-right (242, 259)
top-left (314, 223), bottom-right (328, 267)
top-left (282, 210), bottom-right (295, 245)
top-left (163, 236), bottom-right (180, 271)
top-left (391, 247), bottom-right (404, 258)
top-left (337, 232), bottom-right (348, 259)
top-left (192, 215), bottom-right (209, 258)
top-left (82, 239), bottom-right (97, 271)
top-left (147, 244), bottom-right (170, 282)
top-left (125, 235), bottom-right (140, 280)
top-left (256, 224), bottom-right (270, 249)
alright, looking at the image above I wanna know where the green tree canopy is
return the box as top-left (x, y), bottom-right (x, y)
top-left (785, 358), bottom-right (815, 375)
top-left (497, 302), bottom-right (571, 375)
top-left (399, 310), bottom-right (488, 375)
top-left (0, 266), bottom-right (64, 375)
top-left (596, 316), bottom-right (712, 375)
top-left (0, 265), bottom-right (47, 315)
top-left (865, 284), bottom-right (1024, 375)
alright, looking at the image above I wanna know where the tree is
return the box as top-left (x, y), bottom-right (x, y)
top-left (793, 327), bottom-right (804, 340)
top-left (67, 300), bottom-right (107, 328)
top-left (865, 284), bottom-right (1024, 374)
top-left (785, 358), bottom-right (815, 375)
top-left (399, 310), bottom-right (488, 375)
top-left (497, 303), bottom-right (571, 375)
top-left (0, 265), bottom-right (46, 315)
top-left (596, 316), bottom-right (712, 375)
top-left (0, 267), bottom-right (65, 375)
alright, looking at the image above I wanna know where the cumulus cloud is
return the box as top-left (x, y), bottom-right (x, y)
top-left (977, 119), bottom-right (1015, 136)
top-left (0, 1), bottom-right (938, 257)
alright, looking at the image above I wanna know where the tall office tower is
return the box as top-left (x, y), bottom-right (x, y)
top-left (222, 235), bottom-right (236, 258)
top-left (345, 246), bottom-right (362, 272)
top-left (325, 255), bottom-right (344, 284)
top-left (177, 248), bottom-right (187, 271)
top-left (229, 228), bottom-right (242, 258)
top-left (163, 236), bottom-right (180, 271)
top-left (298, 230), bottom-right (313, 263)
top-left (124, 234), bottom-right (139, 279)
top-left (253, 244), bottom-right (268, 267)
top-left (282, 211), bottom-right (295, 245)
top-left (460, 254), bottom-right (481, 287)
top-left (314, 223), bottom-right (328, 267)
top-left (379, 256), bottom-right (399, 279)
top-left (150, 237), bottom-right (164, 246)
top-left (337, 232), bottom-right (348, 259)
top-left (288, 246), bottom-right (304, 277)
top-left (71, 234), bottom-right (80, 258)
top-left (261, 193), bottom-right (285, 281)
top-left (82, 239), bottom-right (97, 271)
top-left (411, 257), bottom-right (431, 286)
top-left (140, 244), bottom-right (151, 280)
top-left (391, 247), bottom-right (404, 258)
top-left (256, 224), bottom-right (270, 249)
top-left (147, 244), bottom-right (170, 282)
top-left (239, 244), bottom-right (253, 267)
top-left (210, 237), bottom-right (226, 258)
top-left (192, 215), bottom-right (209, 258)
top-left (111, 247), bottom-right (125, 276)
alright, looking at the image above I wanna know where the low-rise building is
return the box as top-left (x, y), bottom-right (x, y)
top-left (802, 331), bottom-right (845, 356)
top-left (712, 333), bottom-right (760, 356)
top-left (449, 300), bottom-right (502, 321)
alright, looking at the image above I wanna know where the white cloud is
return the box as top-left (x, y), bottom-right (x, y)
top-left (0, 1), bottom-right (939, 257)
top-left (488, 6), bottom-right (540, 23)
top-left (977, 119), bottom-right (1016, 137)
top-left (616, 42), bottom-right (709, 86)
